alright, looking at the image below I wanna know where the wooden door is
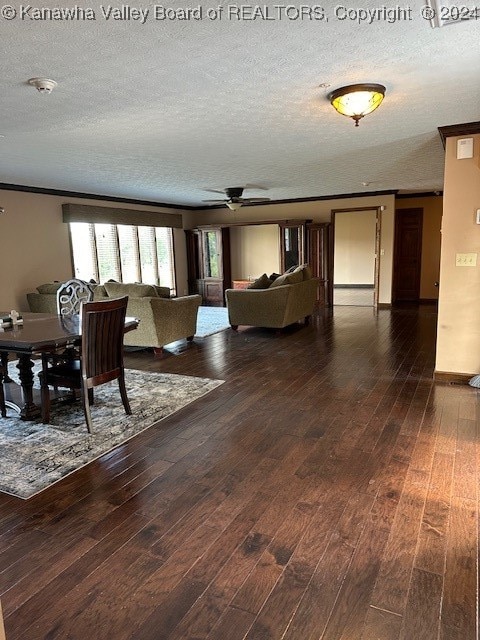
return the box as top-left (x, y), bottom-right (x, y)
top-left (392, 208), bottom-right (423, 302)
top-left (307, 223), bottom-right (331, 306)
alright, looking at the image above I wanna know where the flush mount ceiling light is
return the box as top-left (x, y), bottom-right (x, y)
top-left (225, 201), bottom-right (243, 211)
top-left (328, 83), bottom-right (386, 127)
top-left (202, 186), bottom-right (271, 211)
top-left (28, 77), bottom-right (58, 94)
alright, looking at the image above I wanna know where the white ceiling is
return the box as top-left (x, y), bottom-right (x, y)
top-left (1, 1), bottom-right (479, 207)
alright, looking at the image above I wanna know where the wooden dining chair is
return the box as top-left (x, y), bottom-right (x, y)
top-left (39, 296), bottom-right (132, 433)
top-left (46, 278), bottom-right (95, 393)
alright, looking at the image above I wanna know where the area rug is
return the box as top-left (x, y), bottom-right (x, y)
top-left (1, 363), bottom-right (223, 499)
top-left (195, 306), bottom-right (230, 337)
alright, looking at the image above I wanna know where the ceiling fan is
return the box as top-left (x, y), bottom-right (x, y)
top-left (202, 186), bottom-right (270, 211)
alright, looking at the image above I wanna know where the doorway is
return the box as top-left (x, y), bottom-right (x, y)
top-left (392, 208), bottom-right (423, 303)
top-left (331, 208), bottom-right (380, 307)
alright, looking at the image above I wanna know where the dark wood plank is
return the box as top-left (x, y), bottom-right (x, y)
top-left (414, 451), bottom-right (453, 575)
top-left (282, 492), bottom-right (375, 640)
top-left (320, 519), bottom-right (391, 639)
top-left (360, 606), bottom-right (402, 640)
top-left (370, 466), bottom-right (430, 615)
top-left (400, 568), bottom-right (442, 640)
top-left (207, 606), bottom-right (255, 640)
top-left (440, 497), bottom-right (477, 638)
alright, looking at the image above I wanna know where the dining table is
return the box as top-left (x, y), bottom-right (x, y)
top-left (0, 312), bottom-right (138, 421)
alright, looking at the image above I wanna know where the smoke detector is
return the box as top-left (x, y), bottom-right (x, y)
top-left (28, 77), bottom-right (57, 94)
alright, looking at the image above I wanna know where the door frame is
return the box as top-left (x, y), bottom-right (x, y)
top-left (330, 206), bottom-right (383, 307)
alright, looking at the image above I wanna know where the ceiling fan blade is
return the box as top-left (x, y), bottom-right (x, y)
top-left (203, 188), bottom-right (228, 195)
top-left (243, 184), bottom-right (269, 191)
top-left (242, 197), bottom-right (271, 202)
top-left (202, 198), bottom-right (226, 203)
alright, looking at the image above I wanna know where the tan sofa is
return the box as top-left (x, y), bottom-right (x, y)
top-left (27, 281), bottom-right (201, 354)
top-left (225, 267), bottom-right (319, 330)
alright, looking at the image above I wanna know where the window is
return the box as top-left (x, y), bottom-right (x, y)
top-left (204, 230), bottom-right (220, 278)
top-left (70, 222), bottom-right (176, 294)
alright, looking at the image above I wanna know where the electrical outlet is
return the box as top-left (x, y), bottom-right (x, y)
top-left (455, 253), bottom-right (477, 267)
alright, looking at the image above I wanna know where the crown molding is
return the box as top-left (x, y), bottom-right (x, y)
top-left (396, 191), bottom-right (443, 199)
top-left (0, 182), bottom-right (398, 212)
top-left (0, 182), bottom-right (197, 211)
top-left (190, 189), bottom-right (398, 210)
top-left (438, 121), bottom-right (480, 149)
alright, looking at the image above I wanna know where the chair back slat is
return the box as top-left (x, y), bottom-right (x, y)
top-left (81, 297), bottom-right (128, 386)
top-left (57, 279), bottom-right (94, 316)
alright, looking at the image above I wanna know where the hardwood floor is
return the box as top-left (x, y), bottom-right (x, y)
top-left (333, 286), bottom-right (375, 306)
top-left (0, 304), bottom-right (478, 639)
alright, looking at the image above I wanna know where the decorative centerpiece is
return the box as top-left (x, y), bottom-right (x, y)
top-left (1, 310), bottom-right (23, 328)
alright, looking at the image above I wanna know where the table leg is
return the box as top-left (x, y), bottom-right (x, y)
top-left (0, 353), bottom-right (13, 383)
top-left (16, 354), bottom-right (41, 420)
top-left (0, 360), bottom-right (6, 418)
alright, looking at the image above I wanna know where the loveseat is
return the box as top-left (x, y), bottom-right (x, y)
top-left (225, 265), bottom-right (319, 330)
top-left (27, 281), bottom-right (202, 354)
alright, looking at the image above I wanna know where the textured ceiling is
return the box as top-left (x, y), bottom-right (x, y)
top-left (0, 1), bottom-right (479, 206)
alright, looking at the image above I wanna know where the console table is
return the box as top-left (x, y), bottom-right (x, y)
top-left (232, 280), bottom-right (251, 290)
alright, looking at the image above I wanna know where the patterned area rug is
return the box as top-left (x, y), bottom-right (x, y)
top-left (1, 363), bottom-right (223, 499)
top-left (195, 306), bottom-right (230, 337)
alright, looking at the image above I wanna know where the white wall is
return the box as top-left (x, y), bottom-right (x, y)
top-left (334, 210), bottom-right (376, 285)
top-left (230, 225), bottom-right (280, 280)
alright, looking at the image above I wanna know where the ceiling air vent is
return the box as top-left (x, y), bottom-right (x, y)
top-left (426, 0), bottom-right (478, 27)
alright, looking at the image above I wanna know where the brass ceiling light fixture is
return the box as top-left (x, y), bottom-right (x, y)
top-left (328, 83), bottom-right (386, 126)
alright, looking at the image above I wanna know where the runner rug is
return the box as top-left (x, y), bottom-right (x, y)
top-left (1, 363), bottom-right (223, 499)
top-left (195, 306), bottom-right (230, 337)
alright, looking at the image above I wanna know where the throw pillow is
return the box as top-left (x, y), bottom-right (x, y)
top-left (294, 264), bottom-right (313, 280)
top-left (92, 284), bottom-right (108, 299)
top-left (104, 282), bottom-right (158, 298)
top-left (269, 273), bottom-right (281, 282)
top-left (36, 283), bottom-right (61, 294)
top-left (270, 269), bottom-right (304, 288)
top-left (286, 269), bottom-right (304, 284)
top-left (247, 274), bottom-right (271, 289)
top-left (285, 264), bottom-right (298, 273)
top-left (153, 285), bottom-right (171, 298)
top-left (270, 273), bottom-right (292, 288)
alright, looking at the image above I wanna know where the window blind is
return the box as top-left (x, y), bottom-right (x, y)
top-left (69, 222), bottom-right (176, 293)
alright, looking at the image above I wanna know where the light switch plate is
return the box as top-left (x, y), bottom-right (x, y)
top-left (456, 252), bottom-right (477, 266)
